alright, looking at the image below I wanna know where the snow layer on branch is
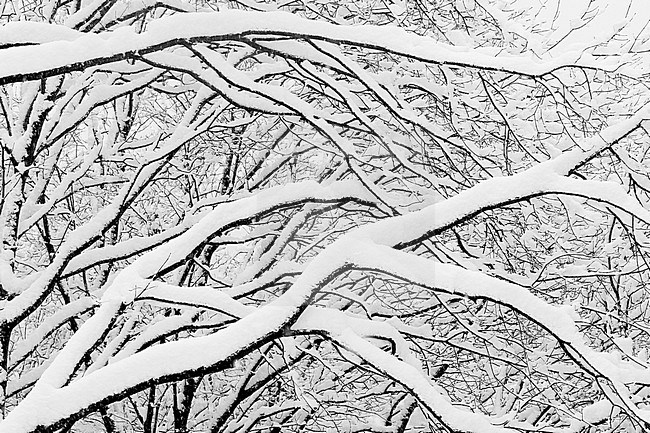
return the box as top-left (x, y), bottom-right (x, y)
top-left (292, 235), bottom-right (650, 427)
top-left (9, 298), bottom-right (96, 370)
top-left (0, 22), bottom-right (80, 46)
top-left (120, 179), bottom-right (371, 290)
top-left (0, 305), bottom-right (296, 433)
top-left (356, 168), bottom-right (650, 250)
top-left (0, 9), bottom-right (642, 85)
top-left (582, 399), bottom-right (613, 424)
top-left (346, 243), bottom-right (635, 374)
top-left (138, 281), bottom-right (253, 318)
top-left (294, 307), bottom-right (421, 368)
top-left (0, 180), bottom-right (372, 432)
top-left (61, 223), bottom-right (190, 277)
top-left (334, 329), bottom-right (515, 433)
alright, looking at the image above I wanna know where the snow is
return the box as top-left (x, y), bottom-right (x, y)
top-left (0, 305), bottom-right (297, 433)
top-left (122, 180), bottom-right (372, 282)
top-left (138, 280), bottom-right (253, 318)
top-left (233, 205), bottom-right (315, 285)
top-left (333, 329), bottom-right (511, 433)
top-left (0, 257), bottom-right (30, 295)
top-left (6, 108), bottom-right (650, 431)
top-left (5, 4), bottom-right (650, 432)
top-left (0, 161), bottom-right (162, 326)
top-left (111, 312), bottom-right (196, 362)
top-left (0, 22), bottom-right (80, 46)
top-left (0, 9), bottom-right (643, 87)
top-left (9, 298), bottom-right (96, 369)
top-left (18, 143), bottom-right (105, 234)
top-left (225, 261), bottom-right (304, 298)
top-left (61, 223), bottom-right (190, 277)
top-left (14, 135), bottom-right (650, 430)
top-left (294, 307), bottom-right (421, 367)
top-left (582, 399), bottom-right (613, 424)
top-left (0, 179), bottom-right (374, 432)
top-left (354, 167), bottom-right (650, 250)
